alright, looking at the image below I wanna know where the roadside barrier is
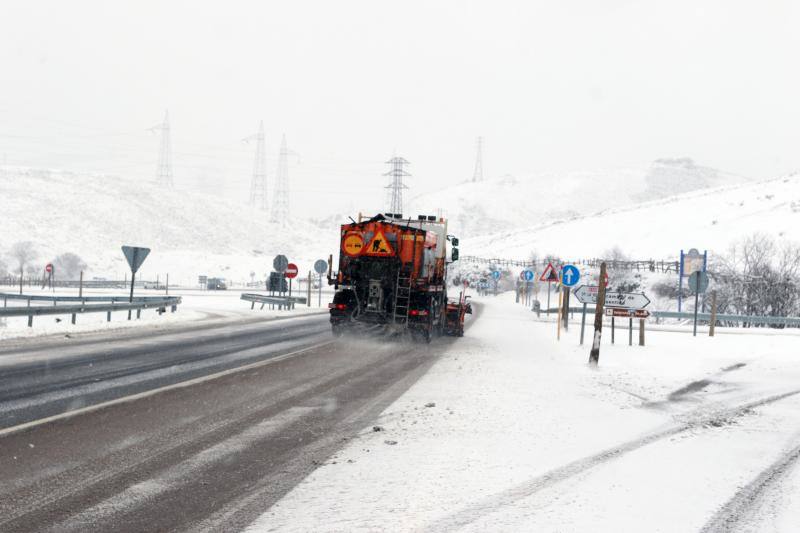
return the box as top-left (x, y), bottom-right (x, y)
top-left (0, 293), bottom-right (182, 327)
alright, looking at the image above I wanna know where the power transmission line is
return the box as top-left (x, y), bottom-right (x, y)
top-left (148, 110), bottom-right (173, 188)
top-left (244, 120), bottom-right (267, 210)
top-left (270, 134), bottom-right (290, 224)
top-left (384, 156), bottom-right (410, 215)
top-left (472, 136), bottom-right (483, 182)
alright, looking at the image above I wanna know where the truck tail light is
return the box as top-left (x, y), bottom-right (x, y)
top-left (328, 303), bottom-right (347, 310)
top-left (409, 309), bottom-right (428, 316)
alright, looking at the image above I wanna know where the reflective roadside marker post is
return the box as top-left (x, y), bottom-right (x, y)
top-left (589, 262), bottom-right (607, 366)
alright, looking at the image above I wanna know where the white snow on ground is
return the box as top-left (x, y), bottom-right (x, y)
top-left (464, 172), bottom-right (800, 260)
top-left (0, 287), bottom-right (331, 340)
top-left (0, 166), bottom-right (338, 285)
top-left (247, 292), bottom-right (800, 532)
top-left (409, 158), bottom-right (749, 239)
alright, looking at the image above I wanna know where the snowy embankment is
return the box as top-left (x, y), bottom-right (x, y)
top-left (0, 166), bottom-right (338, 285)
top-left (248, 292), bottom-right (800, 532)
top-left (0, 287), bottom-right (331, 341)
top-left (464, 172), bottom-right (800, 260)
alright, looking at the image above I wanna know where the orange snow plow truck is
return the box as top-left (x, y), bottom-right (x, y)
top-left (328, 213), bottom-right (468, 342)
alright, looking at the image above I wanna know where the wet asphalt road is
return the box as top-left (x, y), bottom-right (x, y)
top-left (0, 313), bottom-right (462, 532)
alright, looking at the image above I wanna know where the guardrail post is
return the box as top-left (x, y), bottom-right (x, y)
top-left (28, 314), bottom-right (33, 327)
top-left (107, 310), bottom-right (112, 322)
top-left (171, 305), bottom-right (176, 312)
top-left (71, 313), bottom-right (76, 325)
top-left (136, 309), bottom-right (141, 319)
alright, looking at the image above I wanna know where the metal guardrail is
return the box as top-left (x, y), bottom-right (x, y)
top-left (536, 305), bottom-right (800, 327)
top-left (0, 293), bottom-right (174, 305)
top-left (652, 311), bottom-right (800, 327)
top-left (0, 294), bottom-right (182, 327)
top-left (241, 293), bottom-right (307, 310)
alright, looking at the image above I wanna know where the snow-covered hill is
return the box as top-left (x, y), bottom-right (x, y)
top-left (407, 158), bottom-right (748, 239)
top-left (0, 167), bottom-right (338, 284)
top-left (462, 173), bottom-right (800, 261)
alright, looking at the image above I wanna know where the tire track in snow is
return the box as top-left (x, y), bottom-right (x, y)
top-left (422, 389), bottom-right (800, 533)
top-left (700, 437), bottom-right (800, 533)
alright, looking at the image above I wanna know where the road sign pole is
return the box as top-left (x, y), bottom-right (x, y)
top-left (319, 273), bottom-right (323, 307)
top-left (588, 262), bottom-right (607, 365)
top-left (579, 302), bottom-right (587, 345)
top-left (557, 286), bottom-right (562, 340)
top-left (307, 271), bottom-right (312, 307)
top-left (678, 249), bottom-right (684, 313)
top-left (693, 287), bottom-right (700, 337)
top-left (611, 316), bottom-right (615, 344)
top-left (546, 282), bottom-right (551, 315)
top-left (128, 270), bottom-right (135, 320)
top-left (710, 290), bottom-right (717, 337)
top-left (628, 317), bottom-right (633, 346)
top-left (563, 287), bottom-right (570, 332)
top-left (639, 319), bottom-right (645, 346)
top-left (79, 270), bottom-right (84, 298)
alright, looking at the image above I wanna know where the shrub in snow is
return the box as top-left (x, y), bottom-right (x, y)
top-left (52, 252), bottom-right (88, 279)
top-left (711, 234), bottom-right (800, 324)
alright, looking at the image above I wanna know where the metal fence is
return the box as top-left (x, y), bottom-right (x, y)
top-left (460, 256), bottom-right (680, 274)
top-left (0, 293), bottom-right (182, 327)
top-left (537, 305), bottom-right (800, 328)
top-left (241, 293), bottom-right (307, 311)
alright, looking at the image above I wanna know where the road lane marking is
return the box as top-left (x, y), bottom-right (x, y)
top-left (0, 340), bottom-right (334, 438)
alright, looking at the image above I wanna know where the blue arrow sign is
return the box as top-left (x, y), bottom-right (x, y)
top-left (523, 270), bottom-right (534, 281)
top-left (491, 270), bottom-right (501, 280)
top-left (561, 264), bottom-right (580, 287)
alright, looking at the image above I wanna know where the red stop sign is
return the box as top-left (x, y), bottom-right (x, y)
top-left (284, 263), bottom-right (299, 279)
top-left (45, 263), bottom-right (53, 273)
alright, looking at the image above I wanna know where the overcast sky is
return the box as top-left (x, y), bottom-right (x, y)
top-left (2, 0), bottom-right (799, 215)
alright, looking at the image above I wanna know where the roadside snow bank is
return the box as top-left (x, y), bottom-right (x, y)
top-left (247, 292), bottom-right (800, 532)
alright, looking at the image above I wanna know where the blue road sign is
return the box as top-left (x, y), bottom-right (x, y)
top-left (561, 264), bottom-right (580, 287)
top-left (491, 270), bottom-right (501, 280)
top-left (523, 270), bottom-right (535, 282)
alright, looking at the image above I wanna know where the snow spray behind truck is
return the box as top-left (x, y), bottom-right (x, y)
top-left (328, 213), bottom-right (467, 342)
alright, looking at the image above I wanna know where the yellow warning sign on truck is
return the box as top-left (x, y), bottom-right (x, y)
top-left (364, 231), bottom-right (395, 256)
top-left (343, 233), bottom-right (365, 256)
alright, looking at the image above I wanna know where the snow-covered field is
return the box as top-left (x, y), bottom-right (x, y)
top-left (0, 287), bottom-right (331, 341)
top-left (248, 292), bottom-right (800, 532)
top-left (0, 166), bottom-right (338, 286)
top-left (466, 172), bottom-right (800, 260)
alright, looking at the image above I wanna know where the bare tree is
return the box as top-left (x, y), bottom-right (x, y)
top-left (10, 241), bottom-right (38, 294)
top-left (52, 252), bottom-right (88, 279)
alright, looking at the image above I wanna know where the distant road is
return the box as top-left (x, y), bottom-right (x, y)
top-left (0, 310), bottom-right (472, 532)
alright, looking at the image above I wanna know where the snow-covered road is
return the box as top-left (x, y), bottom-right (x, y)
top-left (248, 292), bottom-right (800, 532)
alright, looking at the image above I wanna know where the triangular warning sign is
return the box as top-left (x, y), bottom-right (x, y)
top-left (540, 262), bottom-right (559, 282)
top-left (364, 231), bottom-right (395, 256)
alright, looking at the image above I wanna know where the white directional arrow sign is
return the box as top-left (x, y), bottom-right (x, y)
top-left (573, 285), bottom-right (650, 309)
